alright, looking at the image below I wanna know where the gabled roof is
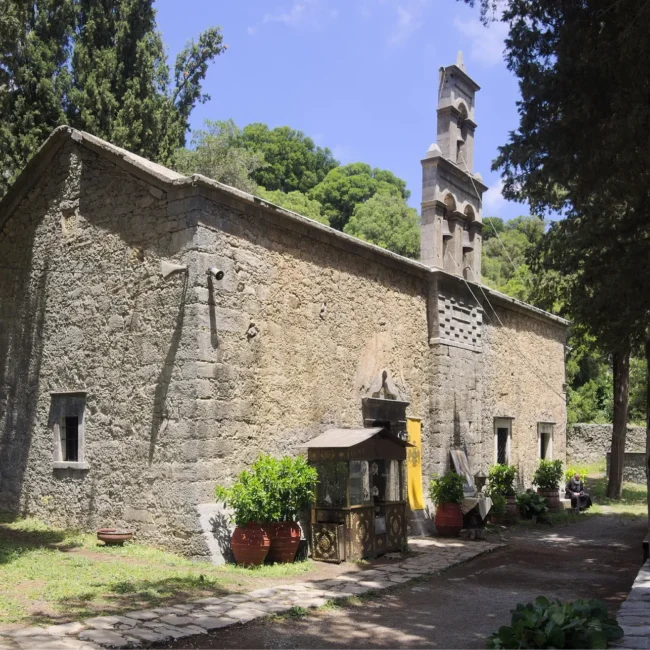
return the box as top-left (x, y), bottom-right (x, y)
top-left (301, 428), bottom-right (413, 449)
top-left (0, 126), bottom-right (569, 329)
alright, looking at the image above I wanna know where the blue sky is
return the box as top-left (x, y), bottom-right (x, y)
top-left (156, 0), bottom-right (527, 221)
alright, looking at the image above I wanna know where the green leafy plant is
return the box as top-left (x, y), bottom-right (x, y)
top-left (491, 493), bottom-right (507, 516)
top-left (215, 454), bottom-right (317, 527)
top-left (486, 596), bottom-right (623, 649)
top-left (565, 465), bottom-right (588, 483)
top-left (429, 472), bottom-right (465, 505)
top-left (486, 464), bottom-right (518, 498)
top-left (516, 490), bottom-right (550, 522)
top-left (533, 460), bottom-right (564, 491)
top-left (274, 455), bottom-right (319, 522)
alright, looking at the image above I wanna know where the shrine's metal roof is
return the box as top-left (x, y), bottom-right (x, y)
top-left (301, 427), bottom-right (413, 448)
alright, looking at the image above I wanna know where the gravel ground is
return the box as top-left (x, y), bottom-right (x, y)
top-left (156, 514), bottom-right (646, 649)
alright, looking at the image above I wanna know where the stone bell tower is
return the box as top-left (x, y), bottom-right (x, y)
top-left (420, 52), bottom-right (487, 281)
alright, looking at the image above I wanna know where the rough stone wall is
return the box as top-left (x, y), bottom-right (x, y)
top-left (481, 302), bottom-right (567, 488)
top-left (177, 186), bottom-right (432, 520)
top-left (568, 424), bottom-right (646, 465)
top-left (606, 452), bottom-right (648, 484)
top-left (0, 141), bottom-right (207, 555)
top-left (0, 135), bottom-right (569, 558)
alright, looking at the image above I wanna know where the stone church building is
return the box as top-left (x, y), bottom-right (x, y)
top-left (0, 56), bottom-right (568, 558)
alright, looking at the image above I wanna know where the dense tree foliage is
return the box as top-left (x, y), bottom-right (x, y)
top-left (344, 193), bottom-right (420, 259)
top-left (0, 0), bottom-right (224, 197)
top-left (173, 119), bottom-right (264, 194)
top-left (481, 215), bottom-right (544, 302)
top-left (238, 123), bottom-right (338, 194)
top-left (309, 163), bottom-right (410, 231)
top-left (0, 0), bottom-right (74, 196)
top-left (465, 0), bottom-right (650, 499)
top-left (256, 187), bottom-right (328, 225)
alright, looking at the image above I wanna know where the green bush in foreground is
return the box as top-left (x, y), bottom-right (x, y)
top-left (487, 596), bottom-right (623, 649)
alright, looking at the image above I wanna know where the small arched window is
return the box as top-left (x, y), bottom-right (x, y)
top-left (443, 193), bottom-right (457, 215)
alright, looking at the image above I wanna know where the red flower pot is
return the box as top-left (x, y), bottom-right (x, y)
top-left (231, 523), bottom-right (270, 566)
top-left (435, 503), bottom-right (463, 537)
top-left (264, 522), bottom-right (302, 563)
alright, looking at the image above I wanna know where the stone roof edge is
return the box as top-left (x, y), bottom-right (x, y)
top-left (480, 284), bottom-right (570, 328)
top-left (170, 173), bottom-right (434, 279)
top-left (0, 127), bottom-right (569, 329)
top-left (0, 126), bottom-right (70, 232)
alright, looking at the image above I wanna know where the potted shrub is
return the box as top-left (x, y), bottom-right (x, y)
top-left (516, 489), bottom-right (550, 523)
top-left (265, 455), bottom-right (318, 564)
top-left (486, 464), bottom-right (518, 522)
top-left (215, 460), bottom-right (273, 567)
top-left (215, 454), bottom-right (318, 566)
top-left (489, 493), bottom-right (507, 525)
top-left (533, 459), bottom-right (563, 512)
top-left (429, 471), bottom-right (465, 537)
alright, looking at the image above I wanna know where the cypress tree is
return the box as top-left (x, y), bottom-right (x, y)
top-left (0, 0), bottom-right (225, 197)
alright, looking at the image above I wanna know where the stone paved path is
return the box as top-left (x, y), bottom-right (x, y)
top-left (0, 537), bottom-right (502, 650)
top-left (612, 560), bottom-right (650, 650)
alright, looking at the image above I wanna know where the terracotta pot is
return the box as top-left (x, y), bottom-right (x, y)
top-left (505, 495), bottom-right (519, 523)
top-left (537, 488), bottom-right (561, 512)
top-left (264, 522), bottom-right (302, 563)
top-left (489, 513), bottom-right (506, 526)
top-left (435, 503), bottom-right (463, 537)
top-left (97, 528), bottom-right (133, 545)
top-left (231, 523), bottom-right (270, 566)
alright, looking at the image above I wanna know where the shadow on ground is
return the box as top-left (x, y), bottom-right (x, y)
top-left (0, 513), bottom-right (81, 565)
top-left (156, 515), bottom-right (647, 649)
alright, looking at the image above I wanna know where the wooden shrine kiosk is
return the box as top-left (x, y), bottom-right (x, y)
top-left (305, 427), bottom-right (412, 563)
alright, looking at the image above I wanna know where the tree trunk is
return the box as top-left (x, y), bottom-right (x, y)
top-left (607, 344), bottom-right (630, 499)
top-left (645, 328), bottom-right (650, 532)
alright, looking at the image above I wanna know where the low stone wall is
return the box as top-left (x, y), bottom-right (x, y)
top-left (606, 453), bottom-right (648, 485)
top-left (567, 424), bottom-right (646, 466)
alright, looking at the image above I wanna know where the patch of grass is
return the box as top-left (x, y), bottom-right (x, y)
top-left (287, 606), bottom-right (309, 618)
top-left (586, 475), bottom-right (647, 517)
top-left (0, 516), bottom-right (315, 628)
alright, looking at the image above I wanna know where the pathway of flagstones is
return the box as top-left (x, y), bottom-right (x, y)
top-left (612, 560), bottom-right (650, 650)
top-left (0, 537), bottom-right (503, 650)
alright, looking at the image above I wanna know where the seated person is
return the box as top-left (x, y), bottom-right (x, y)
top-left (565, 472), bottom-right (593, 511)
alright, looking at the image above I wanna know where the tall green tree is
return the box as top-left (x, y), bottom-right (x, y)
top-left (465, 0), bottom-right (650, 500)
top-left (0, 0), bottom-right (74, 196)
top-left (173, 119), bottom-right (264, 194)
top-left (0, 0), bottom-right (224, 198)
top-left (344, 193), bottom-right (420, 259)
top-left (309, 162), bottom-right (410, 231)
top-left (67, 0), bottom-right (225, 166)
top-left (238, 123), bottom-right (338, 194)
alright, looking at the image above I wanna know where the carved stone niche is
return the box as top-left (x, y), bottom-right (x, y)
top-left (362, 370), bottom-right (410, 440)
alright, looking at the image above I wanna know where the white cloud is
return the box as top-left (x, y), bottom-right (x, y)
top-left (483, 179), bottom-right (506, 214)
top-left (248, 0), bottom-right (335, 35)
top-left (453, 16), bottom-right (508, 66)
top-left (385, 0), bottom-right (429, 47)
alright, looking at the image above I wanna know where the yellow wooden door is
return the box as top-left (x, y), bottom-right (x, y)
top-left (407, 418), bottom-right (425, 510)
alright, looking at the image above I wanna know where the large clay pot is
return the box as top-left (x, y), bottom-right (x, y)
top-left (231, 523), bottom-right (270, 567)
top-left (435, 503), bottom-right (463, 537)
top-left (265, 522), bottom-right (302, 563)
top-left (506, 495), bottom-right (519, 523)
top-left (537, 488), bottom-right (561, 512)
top-left (97, 528), bottom-right (133, 545)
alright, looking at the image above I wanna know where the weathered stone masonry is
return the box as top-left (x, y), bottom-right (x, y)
top-left (0, 126), bottom-right (568, 558)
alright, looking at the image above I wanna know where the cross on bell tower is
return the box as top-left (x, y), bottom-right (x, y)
top-left (420, 52), bottom-right (487, 281)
